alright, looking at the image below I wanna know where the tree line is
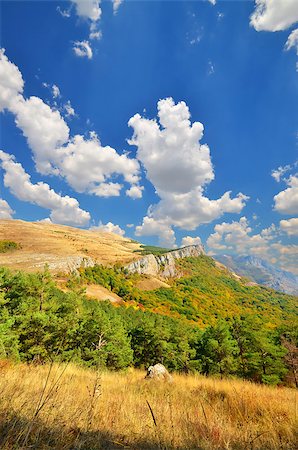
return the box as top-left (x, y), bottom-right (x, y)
top-left (0, 266), bottom-right (297, 386)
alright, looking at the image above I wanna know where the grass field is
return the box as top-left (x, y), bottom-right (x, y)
top-left (0, 362), bottom-right (296, 449)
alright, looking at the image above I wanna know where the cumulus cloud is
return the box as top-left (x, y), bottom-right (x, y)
top-left (135, 217), bottom-right (176, 248)
top-left (0, 198), bottom-right (14, 219)
top-left (181, 236), bottom-right (202, 247)
top-left (0, 150), bottom-right (90, 227)
top-left (90, 221), bottom-right (125, 236)
top-left (280, 218), bottom-right (298, 236)
top-left (129, 98), bottom-right (248, 245)
top-left (0, 50), bottom-right (142, 199)
top-left (0, 49), bottom-right (24, 112)
top-left (55, 133), bottom-right (141, 197)
top-left (207, 217), bottom-right (278, 258)
top-left (274, 175), bottom-right (298, 214)
top-left (250, 0), bottom-right (298, 32)
top-left (126, 185), bottom-right (144, 199)
top-left (12, 96), bottom-right (70, 174)
top-left (73, 40), bottom-right (93, 59)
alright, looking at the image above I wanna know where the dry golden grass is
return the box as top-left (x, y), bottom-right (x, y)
top-left (0, 219), bottom-right (141, 272)
top-left (0, 362), bottom-right (297, 449)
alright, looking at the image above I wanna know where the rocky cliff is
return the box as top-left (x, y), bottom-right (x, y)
top-left (125, 244), bottom-right (205, 278)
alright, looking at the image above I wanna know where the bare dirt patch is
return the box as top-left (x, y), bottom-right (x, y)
top-left (136, 276), bottom-right (170, 291)
top-left (85, 285), bottom-right (123, 303)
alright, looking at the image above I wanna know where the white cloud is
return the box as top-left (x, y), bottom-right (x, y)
top-left (135, 217), bottom-right (176, 248)
top-left (89, 30), bottom-right (102, 40)
top-left (71, 0), bottom-right (101, 22)
top-left (271, 242), bottom-right (298, 274)
top-left (72, 0), bottom-right (102, 44)
top-left (64, 100), bottom-right (76, 118)
top-left (0, 198), bottom-right (14, 219)
top-left (90, 221), bottom-right (125, 236)
top-left (207, 60), bottom-right (215, 75)
top-left (55, 133), bottom-right (141, 197)
top-left (0, 150), bottom-right (90, 227)
top-left (91, 182), bottom-right (122, 197)
top-left (285, 28), bottom-right (298, 54)
top-left (250, 0), bottom-right (298, 32)
top-left (274, 175), bottom-right (298, 214)
top-left (181, 236), bottom-right (202, 247)
top-left (271, 163), bottom-right (293, 182)
top-left (0, 49), bottom-right (24, 112)
top-left (207, 217), bottom-right (276, 257)
top-left (129, 98), bottom-right (248, 244)
top-left (280, 218), bottom-right (298, 236)
top-left (52, 84), bottom-right (61, 98)
top-left (126, 185), bottom-right (144, 199)
top-left (113, 0), bottom-right (123, 14)
top-left (73, 40), bottom-right (93, 59)
top-left (129, 98), bottom-right (214, 195)
top-left (208, 0), bottom-right (216, 5)
top-left (12, 96), bottom-right (70, 174)
top-left (57, 6), bottom-right (71, 18)
top-left (207, 216), bottom-right (298, 273)
top-left (0, 50), bottom-right (142, 199)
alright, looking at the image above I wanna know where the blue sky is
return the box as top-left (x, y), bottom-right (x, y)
top-left (0, 0), bottom-right (297, 273)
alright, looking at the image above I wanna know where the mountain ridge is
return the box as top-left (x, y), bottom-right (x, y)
top-left (215, 254), bottom-right (298, 296)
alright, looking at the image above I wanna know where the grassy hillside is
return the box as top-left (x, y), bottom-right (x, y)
top-left (79, 255), bottom-right (297, 328)
top-left (0, 219), bottom-right (141, 272)
top-left (0, 363), bottom-right (296, 450)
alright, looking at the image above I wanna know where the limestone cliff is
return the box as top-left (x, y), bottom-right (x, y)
top-left (125, 244), bottom-right (205, 278)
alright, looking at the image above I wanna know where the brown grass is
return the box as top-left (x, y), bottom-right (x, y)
top-left (0, 362), bottom-right (296, 449)
top-left (0, 219), bottom-right (141, 272)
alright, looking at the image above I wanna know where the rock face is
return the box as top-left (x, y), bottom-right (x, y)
top-left (125, 244), bottom-right (205, 278)
top-left (34, 255), bottom-right (96, 273)
top-left (145, 364), bottom-right (173, 382)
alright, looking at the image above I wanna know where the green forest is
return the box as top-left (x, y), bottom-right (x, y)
top-left (0, 254), bottom-right (297, 386)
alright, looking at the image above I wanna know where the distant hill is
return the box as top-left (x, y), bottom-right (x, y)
top-left (215, 255), bottom-right (298, 296)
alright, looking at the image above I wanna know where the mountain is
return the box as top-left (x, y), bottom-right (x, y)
top-left (0, 219), bottom-right (297, 327)
top-left (215, 254), bottom-right (298, 296)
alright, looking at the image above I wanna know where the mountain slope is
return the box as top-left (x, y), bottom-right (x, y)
top-left (0, 219), bottom-right (141, 272)
top-left (215, 255), bottom-right (298, 296)
top-left (76, 254), bottom-right (297, 329)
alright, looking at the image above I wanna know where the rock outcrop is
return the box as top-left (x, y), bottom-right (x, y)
top-left (145, 364), bottom-right (173, 382)
top-left (125, 244), bottom-right (204, 278)
top-left (34, 255), bottom-right (96, 273)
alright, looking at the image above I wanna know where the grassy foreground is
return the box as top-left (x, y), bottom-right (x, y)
top-left (0, 362), bottom-right (297, 449)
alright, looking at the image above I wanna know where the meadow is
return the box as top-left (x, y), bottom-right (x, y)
top-left (0, 362), bottom-right (296, 450)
